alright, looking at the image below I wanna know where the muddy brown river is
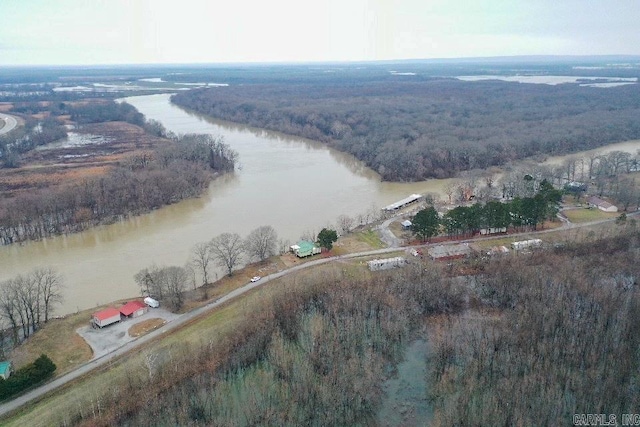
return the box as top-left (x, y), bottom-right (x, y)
top-left (0, 94), bottom-right (458, 315)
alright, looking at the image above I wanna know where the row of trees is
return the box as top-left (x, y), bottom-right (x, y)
top-left (190, 226), bottom-right (279, 282)
top-left (131, 226), bottom-right (280, 311)
top-left (134, 265), bottom-right (189, 311)
top-left (0, 268), bottom-right (64, 348)
top-left (136, 224), bottom-right (339, 312)
top-left (191, 226), bottom-right (339, 283)
top-left (131, 222), bottom-right (343, 313)
top-left (0, 133), bottom-right (237, 245)
top-left (411, 181), bottom-right (562, 240)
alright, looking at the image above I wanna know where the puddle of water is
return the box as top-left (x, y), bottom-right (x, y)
top-left (377, 338), bottom-right (432, 427)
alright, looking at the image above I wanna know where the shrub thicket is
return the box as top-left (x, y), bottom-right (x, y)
top-left (0, 354), bottom-right (56, 401)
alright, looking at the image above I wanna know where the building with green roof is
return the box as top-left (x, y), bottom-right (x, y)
top-left (290, 241), bottom-right (321, 258)
top-left (0, 361), bottom-right (13, 380)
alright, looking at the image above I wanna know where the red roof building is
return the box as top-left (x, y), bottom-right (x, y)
top-left (92, 307), bottom-right (121, 328)
top-left (120, 300), bottom-right (148, 318)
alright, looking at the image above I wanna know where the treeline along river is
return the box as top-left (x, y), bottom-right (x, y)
top-left (0, 94), bottom-right (451, 315)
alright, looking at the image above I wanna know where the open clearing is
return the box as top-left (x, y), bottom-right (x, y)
top-left (563, 208), bottom-right (619, 223)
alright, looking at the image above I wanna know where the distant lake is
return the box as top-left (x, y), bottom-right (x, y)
top-left (456, 75), bottom-right (638, 86)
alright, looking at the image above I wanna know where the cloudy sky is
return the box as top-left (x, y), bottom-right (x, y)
top-left (1, 0), bottom-right (639, 65)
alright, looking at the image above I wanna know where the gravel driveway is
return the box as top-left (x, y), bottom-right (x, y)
top-left (77, 308), bottom-right (180, 359)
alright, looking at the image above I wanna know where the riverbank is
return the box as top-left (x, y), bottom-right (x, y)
top-left (2, 212), bottom-right (635, 423)
top-left (4, 225), bottom-right (387, 378)
top-left (3, 92), bottom-right (639, 319)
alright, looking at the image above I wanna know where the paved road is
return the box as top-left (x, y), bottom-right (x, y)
top-left (0, 113), bottom-right (18, 136)
top-left (0, 210), bottom-right (633, 418)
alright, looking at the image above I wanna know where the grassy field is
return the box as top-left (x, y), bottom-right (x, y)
top-left (9, 311), bottom-right (93, 377)
top-left (354, 229), bottom-right (385, 248)
top-left (563, 208), bottom-right (619, 223)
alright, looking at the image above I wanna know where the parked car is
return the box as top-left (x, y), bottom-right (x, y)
top-left (250, 276), bottom-right (261, 282)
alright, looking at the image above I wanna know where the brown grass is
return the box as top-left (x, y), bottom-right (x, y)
top-left (0, 120), bottom-right (169, 197)
top-left (332, 229), bottom-right (386, 255)
top-left (181, 256), bottom-right (288, 312)
top-left (128, 318), bottom-right (166, 338)
top-left (9, 312), bottom-right (93, 377)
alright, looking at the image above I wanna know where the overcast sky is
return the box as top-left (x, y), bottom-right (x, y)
top-left (1, 0), bottom-right (639, 65)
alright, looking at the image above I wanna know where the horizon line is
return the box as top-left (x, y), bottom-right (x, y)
top-left (1, 54), bottom-right (640, 69)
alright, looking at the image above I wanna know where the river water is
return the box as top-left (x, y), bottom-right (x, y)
top-left (0, 94), bottom-right (456, 315)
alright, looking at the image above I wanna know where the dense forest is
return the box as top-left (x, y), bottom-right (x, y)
top-left (46, 224), bottom-right (640, 426)
top-left (429, 231), bottom-right (640, 425)
top-left (172, 80), bottom-right (640, 180)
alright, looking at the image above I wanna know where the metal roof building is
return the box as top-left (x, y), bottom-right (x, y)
top-left (0, 361), bottom-right (12, 380)
top-left (92, 307), bottom-right (121, 328)
top-left (290, 241), bottom-right (322, 258)
top-left (120, 300), bottom-right (148, 318)
top-left (383, 194), bottom-right (422, 211)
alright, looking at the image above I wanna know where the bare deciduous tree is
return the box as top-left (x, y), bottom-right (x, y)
top-left (245, 225), bottom-right (277, 262)
top-left (336, 215), bottom-right (355, 235)
top-left (209, 233), bottom-right (244, 276)
top-left (134, 265), bottom-right (166, 299)
top-left (0, 267), bottom-right (64, 344)
top-left (32, 267), bottom-right (64, 323)
top-left (164, 266), bottom-right (187, 310)
top-left (190, 242), bottom-right (212, 286)
top-left (0, 280), bottom-right (20, 345)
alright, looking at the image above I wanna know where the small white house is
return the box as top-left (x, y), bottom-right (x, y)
top-left (401, 220), bottom-right (412, 229)
top-left (587, 196), bottom-right (618, 213)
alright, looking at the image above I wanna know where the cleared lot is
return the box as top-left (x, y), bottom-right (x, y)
top-left (77, 307), bottom-right (180, 359)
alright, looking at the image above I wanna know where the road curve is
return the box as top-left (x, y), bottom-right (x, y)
top-left (0, 113), bottom-right (18, 136)
top-left (0, 211), bottom-right (634, 418)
